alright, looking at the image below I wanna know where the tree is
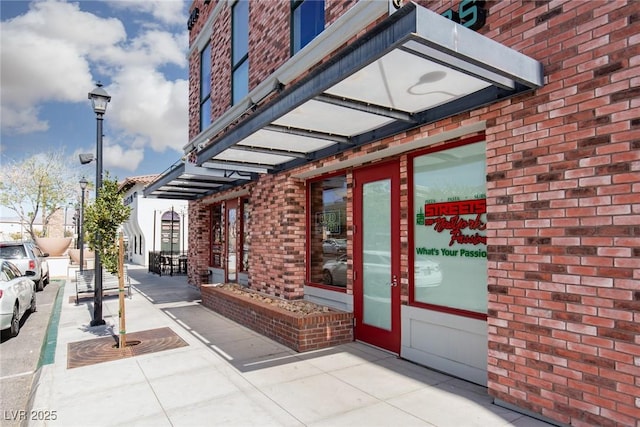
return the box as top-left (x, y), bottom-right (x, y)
top-left (84, 173), bottom-right (130, 274)
top-left (0, 151), bottom-right (78, 240)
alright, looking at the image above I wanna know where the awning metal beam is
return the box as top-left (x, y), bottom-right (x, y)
top-left (233, 144), bottom-right (308, 159)
top-left (263, 124), bottom-right (351, 145)
top-left (314, 93), bottom-right (415, 123)
top-left (202, 161), bottom-right (270, 174)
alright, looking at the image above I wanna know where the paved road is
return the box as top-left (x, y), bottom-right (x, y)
top-left (0, 280), bottom-right (61, 427)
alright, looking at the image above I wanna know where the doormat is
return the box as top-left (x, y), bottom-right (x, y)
top-left (67, 327), bottom-right (188, 369)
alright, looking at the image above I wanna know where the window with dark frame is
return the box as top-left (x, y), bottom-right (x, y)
top-left (291, 0), bottom-right (325, 55)
top-left (232, 0), bottom-right (249, 105)
top-left (307, 174), bottom-right (348, 289)
top-left (200, 42), bottom-right (212, 131)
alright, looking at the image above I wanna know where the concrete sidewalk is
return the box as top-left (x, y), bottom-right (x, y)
top-left (28, 265), bottom-right (555, 426)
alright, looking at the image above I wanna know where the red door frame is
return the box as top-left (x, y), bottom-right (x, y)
top-left (353, 160), bottom-right (401, 354)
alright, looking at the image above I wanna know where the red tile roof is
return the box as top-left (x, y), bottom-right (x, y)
top-left (118, 174), bottom-right (159, 193)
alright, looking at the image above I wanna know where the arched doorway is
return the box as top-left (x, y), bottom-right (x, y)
top-left (161, 210), bottom-right (180, 253)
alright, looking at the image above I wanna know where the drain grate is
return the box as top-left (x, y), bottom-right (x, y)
top-left (67, 327), bottom-right (188, 369)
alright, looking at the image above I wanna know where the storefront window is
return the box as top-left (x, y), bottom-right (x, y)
top-left (411, 141), bottom-right (487, 315)
top-left (211, 204), bottom-right (224, 268)
top-left (308, 175), bottom-right (347, 288)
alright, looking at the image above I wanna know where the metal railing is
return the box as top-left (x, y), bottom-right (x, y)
top-left (148, 251), bottom-right (188, 276)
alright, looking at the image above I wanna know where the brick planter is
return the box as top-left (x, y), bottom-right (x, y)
top-left (201, 284), bottom-right (353, 352)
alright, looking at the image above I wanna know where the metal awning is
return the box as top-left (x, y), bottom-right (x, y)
top-left (145, 2), bottom-right (543, 200)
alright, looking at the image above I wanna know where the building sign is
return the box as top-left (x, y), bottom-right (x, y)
top-left (123, 192), bottom-right (136, 206)
top-left (316, 211), bottom-right (341, 234)
top-left (390, 0), bottom-right (487, 31)
top-left (441, 0), bottom-right (487, 31)
top-left (187, 7), bottom-right (199, 30)
top-left (417, 198), bottom-right (487, 250)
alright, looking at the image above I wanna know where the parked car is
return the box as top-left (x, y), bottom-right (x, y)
top-left (322, 251), bottom-right (442, 291)
top-left (0, 242), bottom-right (50, 291)
top-left (414, 258), bottom-right (443, 289)
top-left (322, 251), bottom-right (398, 289)
top-left (0, 259), bottom-right (37, 337)
top-left (322, 239), bottom-right (347, 254)
top-left (323, 254), bottom-right (347, 287)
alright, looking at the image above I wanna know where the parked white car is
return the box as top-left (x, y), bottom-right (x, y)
top-left (0, 241), bottom-right (49, 291)
top-left (0, 259), bottom-right (37, 337)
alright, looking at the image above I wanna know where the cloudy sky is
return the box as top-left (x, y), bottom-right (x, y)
top-left (0, 0), bottom-right (189, 181)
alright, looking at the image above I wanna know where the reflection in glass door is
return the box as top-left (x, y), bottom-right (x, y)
top-left (353, 161), bottom-right (400, 353)
top-left (227, 201), bottom-right (237, 282)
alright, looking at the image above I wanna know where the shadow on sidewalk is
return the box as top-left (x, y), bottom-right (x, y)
top-left (127, 268), bottom-right (201, 305)
top-left (160, 303), bottom-right (533, 427)
top-left (69, 299), bottom-right (119, 338)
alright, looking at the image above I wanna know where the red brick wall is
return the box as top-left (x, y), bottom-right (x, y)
top-left (242, 172), bottom-right (307, 299)
top-left (201, 284), bottom-right (353, 352)
top-left (247, 1), bottom-right (289, 91)
top-left (187, 0), bottom-right (640, 425)
top-left (186, 200), bottom-right (210, 284)
top-left (482, 1), bottom-right (639, 425)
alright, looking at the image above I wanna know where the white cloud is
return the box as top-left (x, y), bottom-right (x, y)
top-left (103, 143), bottom-right (145, 173)
top-left (0, 0), bottom-right (189, 168)
top-left (0, 105), bottom-right (48, 135)
top-left (109, 67), bottom-right (188, 153)
top-left (71, 141), bottom-right (145, 174)
top-left (107, 0), bottom-right (187, 27)
top-left (0, 1), bottom-right (125, 131)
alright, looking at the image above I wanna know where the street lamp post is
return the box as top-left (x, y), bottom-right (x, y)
top-left (88, 82), bottom-right (111, 327)
top-left (170, 206), bottom-right (175, 276)
top-left (79, 177), bottom-right (88, 272)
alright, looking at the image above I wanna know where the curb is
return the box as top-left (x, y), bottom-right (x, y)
top-left (38, 280), bottom-right (65, 367)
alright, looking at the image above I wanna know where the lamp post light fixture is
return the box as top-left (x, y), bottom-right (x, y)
top-left (88, 82), bottom-right (111, 327)
top-left (79, 177), bottom-right (88, 273)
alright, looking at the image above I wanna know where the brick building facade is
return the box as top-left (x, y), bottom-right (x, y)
top-left (145, 1), bottom-right (639, 425)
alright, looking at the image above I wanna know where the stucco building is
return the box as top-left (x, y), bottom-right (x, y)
top-left (145, 1), bottom-right (639, 425)
top-left (119, 175), bottom-right (189, 267)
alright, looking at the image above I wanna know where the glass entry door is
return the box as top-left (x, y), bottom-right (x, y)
top-left (226, 199), bottom-right (238, 282)
top-left (353, 161), bottom-right (400, 353)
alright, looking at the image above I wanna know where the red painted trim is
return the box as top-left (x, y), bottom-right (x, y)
top-left (410, 300), bottom-right (488, 321)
